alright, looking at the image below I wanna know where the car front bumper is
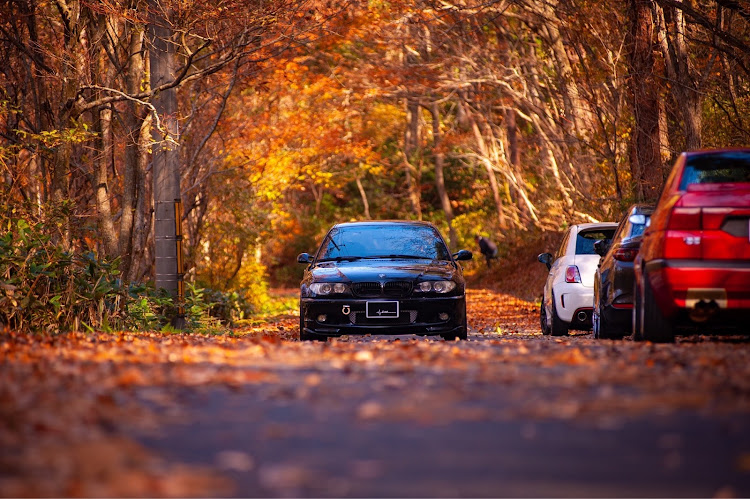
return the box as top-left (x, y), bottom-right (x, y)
top-left (300, 295), bottom-right (466, 337)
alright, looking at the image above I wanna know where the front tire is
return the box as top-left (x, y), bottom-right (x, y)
top-left (593, 281), bottom-right (601, 339)
top-left (593, 282), bottom-right (603, 339)
top-left (631, 281), bottom-right (643, 341)
top-left (592, 308), bottom-right (601, 339)
top-left (442, 320), bottom-right (468, 341)
top-left (540, 303), bottom-right (551, 335)
top-left (550, 293), bottom-right (569, 337)
top-left (299, 312), bottom-right (320, 341)
top-left (596, 306), bottom-right (624, 340)
top-left (594, 281), bottom-right (620, 340)
top-left (641, 273), bottom-right (674, 343)
top-left (458, 321), bottom-right (468, 340)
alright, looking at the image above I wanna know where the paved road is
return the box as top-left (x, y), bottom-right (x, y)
top-left (133, 333), bottom-right (750, 497)
top-left (6, 291), bottom-right (749, 497)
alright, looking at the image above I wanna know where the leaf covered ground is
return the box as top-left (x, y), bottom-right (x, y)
top-left (2, 289), bottom-right (750, 496)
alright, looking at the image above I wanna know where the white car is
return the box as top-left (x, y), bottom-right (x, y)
top-left (538, 222), bottom-right (618, 336)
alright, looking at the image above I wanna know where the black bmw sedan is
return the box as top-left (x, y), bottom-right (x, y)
top-left (297, 221), bottom-right (473, 341)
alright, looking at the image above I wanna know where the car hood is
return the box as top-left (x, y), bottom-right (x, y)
top-left (310, 259), bottom-right (456, 282)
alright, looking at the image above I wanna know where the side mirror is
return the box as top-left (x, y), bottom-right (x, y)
top-left (593, 240), bottom-right (610, 257)
top-left (453, 249), bottom-right (473, 261)
top-left (628, 214), bottom-right (647, 225)
top-left (297, 252), bottom-right (312, 264)
top-left (537, 252), bottom-right (553, 271)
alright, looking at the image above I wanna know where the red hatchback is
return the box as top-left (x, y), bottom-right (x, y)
top-left (634, 149), bottom-right (750, 342)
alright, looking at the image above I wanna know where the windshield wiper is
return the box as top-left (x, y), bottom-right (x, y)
top-left (317, 256), bottom-right (362, 263)
top-left (361, 254), bottom-right (433, 260)
top-left (319, 255), bottom-right (435, 262)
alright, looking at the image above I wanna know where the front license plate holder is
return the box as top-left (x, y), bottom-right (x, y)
top-left (366, 301), bottom-right (399, 319)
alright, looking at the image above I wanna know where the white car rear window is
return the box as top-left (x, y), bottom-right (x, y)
top-left (575, 229), bottom-right (615, 255)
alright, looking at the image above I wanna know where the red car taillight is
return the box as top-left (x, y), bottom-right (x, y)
top-left (565, 265), bottom-right (581, 283)
top-left (663, 207), bottom-right (702, 259)
top-left (667, 207), bottom-right (701, 230)
top-left (613, 247), bottom-right (638, 262)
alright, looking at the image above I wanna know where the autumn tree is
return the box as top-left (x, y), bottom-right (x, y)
top-left (629, 0), bottom-right (665, 202)
top-left (0, 0), bottom-right (342, 299)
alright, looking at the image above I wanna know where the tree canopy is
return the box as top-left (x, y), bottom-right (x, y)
top-left (2, 0), bottom-right (749, 310)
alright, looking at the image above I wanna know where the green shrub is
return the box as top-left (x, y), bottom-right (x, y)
top-left (0, 202), bottom-right (273, 335)
top-left (1, 205), bottom-right (183, 333)
top-left (0, 211), bottom-right (128, 333)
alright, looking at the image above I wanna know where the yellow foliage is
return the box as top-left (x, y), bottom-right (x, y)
top-left (235, 259), bottom-right (270, 314)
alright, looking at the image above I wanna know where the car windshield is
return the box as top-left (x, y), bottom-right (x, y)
top-left (317, 224), bottom-right (451, 261)
top-left (575, 229), bottom-right (616, 255)
top-left (680, 152), bottom-right (750, 189)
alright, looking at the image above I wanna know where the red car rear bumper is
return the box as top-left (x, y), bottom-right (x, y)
top-left (643, 259), bottom-right (750, 316)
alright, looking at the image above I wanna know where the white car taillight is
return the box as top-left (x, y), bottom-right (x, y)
top-left (565, 265), bottom-right (581, 283)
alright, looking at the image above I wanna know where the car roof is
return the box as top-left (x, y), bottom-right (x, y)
top-left (628, 204), bottom-right (655, 215)
top-left (571, 222), bottom-right (619, 232)
top-left (684, 148), bottom-right (750, 157)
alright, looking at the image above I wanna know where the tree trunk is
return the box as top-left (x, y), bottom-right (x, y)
top-left (522, 41), bottom-right (576, 209)
top-left (629, 0), bottom-right (663, 202)
top-left (404, 96), bottom-right (422, 219)
top-left (681, 95), bottom-right (702, 151)
top-left (148, 0), bottom-right (182, 298)
top-left (91, 12), bottom-right (119, 257)
top-left (429, 102), bottom-right (456, 251)
top-left (506, 109), bottom-right (520, 168)
top-left (120, 21), bottom-right (147, 280)
top-left (310, 182), bottom-right (323, 217)
top-left (94, 101), bottom-right (118, 256)
top-left (51, 0), bottom-right (84, 248)
top-left (670, 5), bottom-right (702, 150)
top-left (128, 113), bottom-right (154, 283)
top-left (659, 93), bottom-right (671, 164)
top-left (355, 175), bottom-right (370, 219)
top-left (26, 1), bottom-right (52, 208)
top-left (505, 109), bottom-right (529, 225)
top-left (469, 117), bottom-right (506, 230)
top-left (655, 2), bottom-right (702, 151)
top-left (541, 5), bottom-right (583, 140)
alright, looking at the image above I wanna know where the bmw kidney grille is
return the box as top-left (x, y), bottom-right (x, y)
top-left (352, 281), bottom-right (413, 297)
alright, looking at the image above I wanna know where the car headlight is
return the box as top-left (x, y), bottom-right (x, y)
top-left (415, 280), bottom-right (456, 293)
top-left (310, 282), bottom-right (350, 295)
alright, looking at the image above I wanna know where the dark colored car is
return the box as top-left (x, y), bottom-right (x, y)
top-left (634, 149), bottom-right (750, 342)
top-left (592, 204), bottom-right (654, 339)
top-left (298, 221), bottom-right (473, 341)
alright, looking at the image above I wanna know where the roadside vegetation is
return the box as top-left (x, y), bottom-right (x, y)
top-left (0, 202), bottom-right (267, 335)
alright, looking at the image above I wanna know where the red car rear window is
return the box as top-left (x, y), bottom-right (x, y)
top-left (680, 152), bottom-right (750, 189)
